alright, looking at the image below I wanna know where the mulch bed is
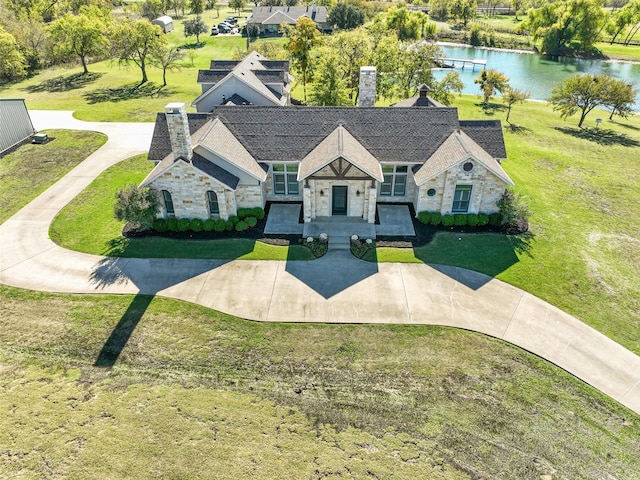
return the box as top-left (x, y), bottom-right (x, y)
top-left (125, 202), bottom-right (518, 248)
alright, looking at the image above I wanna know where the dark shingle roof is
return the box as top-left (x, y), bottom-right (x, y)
top-left (197, 70), bottom-right (231, 84)
top-left (191, 152), bottom-right (240, 190)
top-left (148, 106), bottom-right (507, 165)
top-left (224, 93), bottom-right (250, 105)
top-left (260, 60), bottom-right (290, 71)
top-left (148, 112), bottom-right (211, 161)
top-left (253, 70), bottom-right (287, 83)
top-left (209, 60), bottom-right (240, 69)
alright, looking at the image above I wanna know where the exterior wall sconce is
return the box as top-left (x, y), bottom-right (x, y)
top-left (320, 189), bottom-right (324, 196)
top-left (356, 190), bottom-right (361, 196)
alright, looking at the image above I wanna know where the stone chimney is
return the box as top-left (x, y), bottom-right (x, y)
top-left (164, 102), bottom-right (192, 161)
top-left (358, 66), bottom-right (376, 108)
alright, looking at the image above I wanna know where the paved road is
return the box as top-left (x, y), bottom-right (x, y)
top-left (1, 111), bottom-right (639, 415)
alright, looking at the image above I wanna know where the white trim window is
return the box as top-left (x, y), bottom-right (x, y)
top-left (272, 163), bottom-right (299, 195)
top-left (452, 185), bottom-right (472, 212)
top-left (380, 165), bottom-right (408, 196)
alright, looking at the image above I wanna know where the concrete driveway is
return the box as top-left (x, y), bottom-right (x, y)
top-left (1, 111), bottom-right (639, 415)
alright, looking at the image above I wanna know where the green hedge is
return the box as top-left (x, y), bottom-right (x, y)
top-left (453, 214), bottom-right (467, 227)
top-left (190, 218), bottom-right (204, 232)
top-left (235, 221), bottom-right (249, 232)
top-left (177, 218), bottom-right (190, 232)
top-left (203, 219), bottom-right (215, 232)
top-left (153, 218), bottom-right (167, 232)
top-left (478, 213), bottom-right (489, 226)
top-left (417, 211), bottom-right (431, 224)
top-left (167, 217), bottom-right (178, 232)
top-left (246, 216), bottom-right (258, 227)
top-left (441, 214), bottom-right (455, 227)
top-left (466, 213), bottom-right (479, 227)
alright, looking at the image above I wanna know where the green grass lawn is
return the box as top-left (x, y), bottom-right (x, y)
top-left (48, 154), bottom-right (314, 260)
top-left (47, 98), bottom-right (640, 354)
top-left (0, 130), bottom-right (106, 225)
top-left (1, 284), bottom-right (638, 479)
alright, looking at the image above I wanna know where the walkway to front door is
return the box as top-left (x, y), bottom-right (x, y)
top-left (265, 204), bottom-right (416, 239)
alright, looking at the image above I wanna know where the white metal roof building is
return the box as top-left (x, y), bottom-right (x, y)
top-left (0, 99), bottom-right (36, 157)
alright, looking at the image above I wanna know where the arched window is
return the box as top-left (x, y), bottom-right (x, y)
top-left (162, 190), bottom-right (174, 216)
top-left (207, 190), bottom-right (219, 216)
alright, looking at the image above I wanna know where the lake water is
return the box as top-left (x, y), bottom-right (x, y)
top-left (433, 45), bottom-right (640, 111)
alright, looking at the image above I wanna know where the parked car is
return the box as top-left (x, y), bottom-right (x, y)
top-left (225, 16), bottom-right (238, 25)
top-left (211, 26), bottom-right (219, 35)
top-left (218, 22), bottom-right (233, 33)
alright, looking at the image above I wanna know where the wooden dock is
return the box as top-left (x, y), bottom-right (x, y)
top-left (438, 57), bottom-right (487, 71)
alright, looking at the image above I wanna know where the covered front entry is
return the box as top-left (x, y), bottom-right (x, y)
top-left (332, 186), bottom-right (348, 215)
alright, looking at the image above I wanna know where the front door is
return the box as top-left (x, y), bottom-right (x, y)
top-left (332, 186), bottom-right (347, 215)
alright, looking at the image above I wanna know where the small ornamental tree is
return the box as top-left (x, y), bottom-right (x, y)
top-left (474, 68), bottom-right (509, 104)
top-left (497, 188), bottom-right (530, 234)
top-left (184, 18), bottom-right (208, 43)
top-left (114, 185), bottom-right (159, 231)
top-left (503, 87), bottom-right (530, 123)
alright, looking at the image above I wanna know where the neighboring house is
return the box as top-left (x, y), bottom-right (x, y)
top-left (191, 51), bottom-right (293, 112)
top-left (246, 5), bottom-right (329, 36)
top-left (0, 99), bottom-right (36, 157)
top-left (143, 68), bottom-right (512, 227)
top-left (152, 16), bottom-right (174, 33)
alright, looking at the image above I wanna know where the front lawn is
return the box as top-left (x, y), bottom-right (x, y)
top-left (1, 284), bottom-right (638, 479)
top-left (0, 130), bottom-right (106, 225)
top-left (48, 154), bottom-right (314, 261)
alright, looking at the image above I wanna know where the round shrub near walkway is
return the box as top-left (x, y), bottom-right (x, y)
top-left (478, 213), bottom-right (489, 226)
top-left (430, 212), bottom-right (442, 226)
top-left (466, 213), bottom-right (479, 227)
top-left (235, 221), bottom-right (249, 232)
top-left (417, 211), bottom-right (431, 224)
top-left (453, 214), bottom-right (467, 227)
top-left (246, 216), bottom-right (257, 227)
top-left (167, 217), bottom-right (179, 232)
top-left (203, 219), bottom-right (215, 232)
top-left (442, 214), bottom-right (454, 227)
top-left (190, 218), bottom-right (204, 232)
top-left (153, 218), bottom-right (167, 232)
top-left (177, 218), bottom-right (190, 232)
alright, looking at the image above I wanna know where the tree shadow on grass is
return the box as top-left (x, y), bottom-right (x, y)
top-left (555, 126), bottom-right (640, 147)
top-left (94, 294), bottom-right (152, 367)
top-left (610, 120), bottom-right (640, 132)
top-left (505, 123), bottom-right (532, 135)
top-left (83, 81), bottom-right (174, 104)
top-left (179, 41), bottom-right (206, 49)
top-left (476, 102), bottom-right (507, 117)
top-left (23, 72), bottom-right (104, 93)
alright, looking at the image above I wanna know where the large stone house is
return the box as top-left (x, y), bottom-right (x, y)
top-left (246, 5), bottom-right (329, 36)
top-left (191, 51), bottom-right (293, 112)
top-left (142, 69), bottom-right (512, 227)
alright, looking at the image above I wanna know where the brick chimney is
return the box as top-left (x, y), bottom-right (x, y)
top-left (164, 102), bottom-right (192, 161)
top-left (358, 66), bottom-right (376, 108)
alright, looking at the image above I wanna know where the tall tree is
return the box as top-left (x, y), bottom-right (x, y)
top-left (0, 25), bottom-right (28, 82)
top-left (327, 3), bottom-right (366, 30)
top-left (524, 0), bottom-right (607, 55)
top-left (549, 73), bottom-right (626, 127)
top-left (308, 48), bottom-right (350, 106)
top-left (606, 0), bottom-right (640, 44)
top-left (111, 18), bottom-right (167, 84)
top-left (449, 0), bottom-right (477, 26)
top-left (430, 71), bottom-right (464, 106)
top-left (184, 17), bottom-right (207, 43)
top-left (328, 28), bottom-right (373, 103)
top-left (150, 44), bottom-right (185, 86)
top-left (395, 41), bottom-right (441, 99)
top-left (502, 87), bottom-right (530, 123)
top-left (285, 16), bottom-right (323, 101)
top-left (229, 0), bottom-right (245, 15)
top-left (190, 0), bottom-right (204, 15)
top-left (604, 79), bottom-right (637, 120)
top-left (474, 68), bottom-right (510, 103)
top-left (48, 5), bottom-right (110, 74)
top-left (375, 4), bottom-right (426, 40)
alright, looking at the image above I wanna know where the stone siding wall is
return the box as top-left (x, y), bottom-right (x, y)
top-left (236, 185), bottom-right (264, 209)
top-left (377, 170), bottom-right (417, 204)
top-left (415, 164), bottom-right (506, 215)
top-left (148, 161), bottom-right (236, 220)
top-left (263, 168), bottom-right (303, 202)
top-left (310, 179), bottom-right (370, 218)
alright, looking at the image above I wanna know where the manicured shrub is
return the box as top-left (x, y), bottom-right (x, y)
top-left (237, 208), bottom-right (250, 219)
top-left (214, 219), bottom-right (226, 232)
top-left (454, 214), bottom-right (467, 227)
top-left (153, 218), bottom-right (167, 232)
top-left (177, 218), bottom-right (190, 232)
top-left (251, 207), bottom-right (265, 220)
top-left (489, 212), bottom-right (502, 226)
top-left (442, 214), bottom-right (454, 227)
top-left (246, 216), bottom-right (257, 227)
top-left (417, 211), bottom-right (431, 225)
top-left (235, 221), bottom-right (249, 232)
top-left (167, 217), bottom-right (179, 232)
top-left (229, 215), bottom-right (240, 225)
top-left (478, 213), bottom-right (490, 226)
top-left (190, 218), bottom-right (204, 232)
top-left (430, 212), bottom-right (442, 226)
top-left (224, 220), bottom-right (234, 231)
top-left (466, 213), bottom-right (479, 227)
top-left (203, 219), bottom-right (215, 232)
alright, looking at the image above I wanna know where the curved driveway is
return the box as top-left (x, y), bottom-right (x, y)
top-left (1, 111), bottom-right (639, 415)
